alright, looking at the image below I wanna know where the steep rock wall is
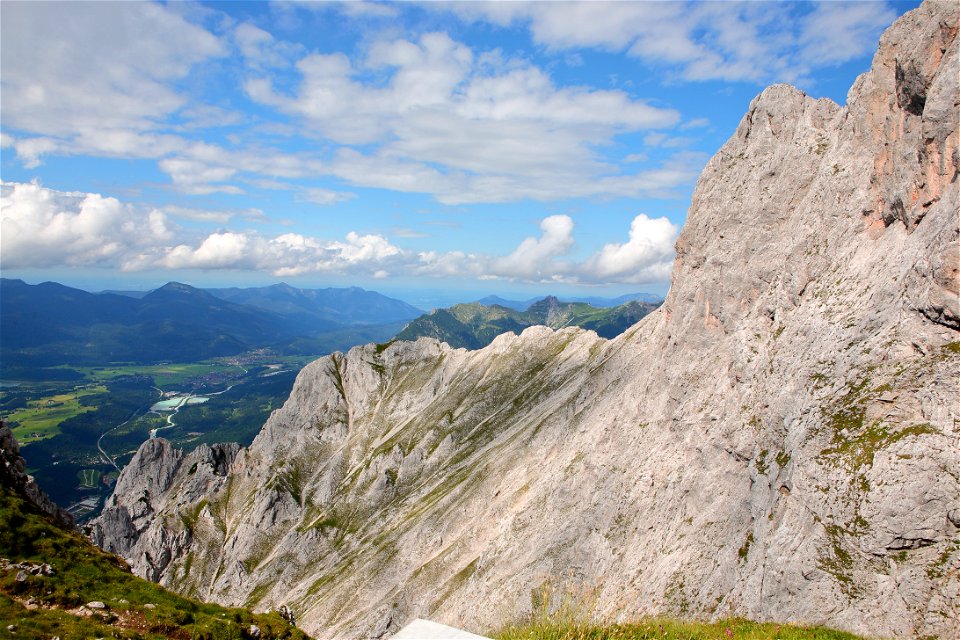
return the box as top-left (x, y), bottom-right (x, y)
top-left (90, 3), bottom-right (959, 638)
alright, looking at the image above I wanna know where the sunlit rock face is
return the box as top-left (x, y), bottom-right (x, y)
top-left (90, 2), bottom-right (959, 638)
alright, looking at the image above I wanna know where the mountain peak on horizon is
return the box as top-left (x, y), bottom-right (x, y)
top-left (154, 281), bottom-right (200, 292)
top-left (530, 294), bottom-right (560, 306)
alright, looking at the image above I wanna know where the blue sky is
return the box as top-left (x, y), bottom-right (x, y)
top-left (0, 0), bottom-right (918, 304)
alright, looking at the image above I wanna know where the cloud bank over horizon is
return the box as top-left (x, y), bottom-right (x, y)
top-left (1, 181), bottom-right (677, 285)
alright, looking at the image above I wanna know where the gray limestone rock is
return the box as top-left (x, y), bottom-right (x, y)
top-left (88, 439), bottom-right (240, 581)
top-left (90, 2), bottom-right (960, 639)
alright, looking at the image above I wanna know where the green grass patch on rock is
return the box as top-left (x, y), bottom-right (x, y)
top-left (495, 577), bottom-right (867, 640)
top-left (820, 421), bottom-right (939, 471)
top-left (495, 617), bottom-right (869, 640)
top-left (0, 484), bottom-right (310, 640)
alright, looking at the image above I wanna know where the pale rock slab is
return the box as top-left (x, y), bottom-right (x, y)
top-left (90, 3), bottom-right (960, 639)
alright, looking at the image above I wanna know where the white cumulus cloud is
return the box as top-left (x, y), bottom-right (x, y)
top-left (1, 181), bottom-right (678, 286)
top-left (0, 181), bottom-right (410, 279)
top-left (0, 181), bottom-right (176, 269)
top-left (153, 229), bottom-right (406, 277)
top-left (489, 215), bottom-right (575, 280)
top-left (581, 214), bottom-right (678, 283)
top-left (234, 22), bottom-right (302, 69)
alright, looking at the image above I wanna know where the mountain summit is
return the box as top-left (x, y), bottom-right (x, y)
top-left (91, 3), bottom-right (959, 638)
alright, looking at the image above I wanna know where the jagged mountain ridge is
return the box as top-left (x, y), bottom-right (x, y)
top-left (394, 296), bottom-right (659, 349)
top-left (475, 292), bottom-right (663, 311)
top-left (91, 3), bottom-right (959, 639)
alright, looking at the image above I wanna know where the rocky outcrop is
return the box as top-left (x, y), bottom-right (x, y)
top-left (91, 2), bottom-right (959, 639)
top-left (88, 439), bottom-right (240, 584)
top-left (0, 425), bottom-right (73, 527)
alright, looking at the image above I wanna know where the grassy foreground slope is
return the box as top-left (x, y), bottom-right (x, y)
top-left (0, 484), bottom-right (310, 640)
top-left (496, 619), bottom-right (869, 640)
top-left (491, 582), bottom-right (870, 640)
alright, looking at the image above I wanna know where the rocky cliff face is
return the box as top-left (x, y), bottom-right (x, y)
top-left (1, 425), bottom-right (74, 527)
top-left (90, 3), bottom-right (960, 639)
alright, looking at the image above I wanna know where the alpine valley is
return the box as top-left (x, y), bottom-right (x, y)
top-left (89, 3), bottom-right (958, 640)
top-left (0, 280), bottom-right (426, 517)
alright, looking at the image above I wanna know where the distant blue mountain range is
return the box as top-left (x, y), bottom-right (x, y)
top-left (1, 278), bottom-right (663, 374)
top-left (0, 279), bottom-right (423, 372)
top-left (475, 292), bottom-right (663, 312)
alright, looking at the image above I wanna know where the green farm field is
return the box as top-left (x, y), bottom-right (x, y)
top-left (6, 385), bottom-right (107, 444)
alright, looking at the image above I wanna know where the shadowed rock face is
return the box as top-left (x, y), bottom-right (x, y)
top-left (1, 425), bottom-right (74, 528)
top-left (90, 2), bottom-right (960, 639)
top-left (89, 439), bottom-right (240, 583)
